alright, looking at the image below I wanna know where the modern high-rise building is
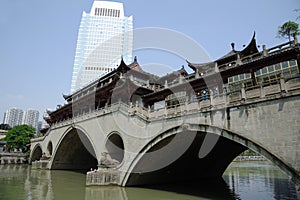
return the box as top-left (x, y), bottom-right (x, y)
top-left (70, 0), bottom-right (133, 93)
top-left (3, 108), bottom-right (24, 127)
top-left (23, 109), bottom-right (39, 130)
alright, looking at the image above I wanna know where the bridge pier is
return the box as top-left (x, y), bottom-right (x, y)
top-left (86, 168), bottom-right (120, 186)
top-left (31, 160), bottom-right (50, 169)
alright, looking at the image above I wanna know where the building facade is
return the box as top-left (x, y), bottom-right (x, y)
top-left (3, 108), bottom-right (24, 127)
top-left (70, 0), bottom-right (133, 93)
top-left (23, 109), bottom-right (39, 131)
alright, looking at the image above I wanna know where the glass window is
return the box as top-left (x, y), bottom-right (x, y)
top-left (275, 63), bottom-right (281, 71)
top-left (268, 66), bottom-right (274, 73)
top-left (282, 61), bottom-right (288, 68)
top-left (262, 68), bottom-right (267, 74)
top-left (283, 70), bottom-right (290, 77)
top-left (269, 73), bottom-right (276, 81)
top-left (256, 77), bottom-right (262, 83)
top-left (289, 60), bottom-right (296, 66)
top-left (245, 73), bottom-right (251, 79)
top-left (240, 74), bottom-right (244, 80)
top-left (291, 67), bottom-right (298, 76)
top-left (263, 76), bottom-right (269, 83)
top-left (233, 75), bottom-right (238, 82)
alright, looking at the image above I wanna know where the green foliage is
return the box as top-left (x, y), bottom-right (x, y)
top-left (240, 149), bottom-right (259, 156)
top-left (4, 125), bottom-right (35, 152)
top-left (0, 123), bottom-right (11, 130)
top-left (277, 21), bottom-right (300, 42)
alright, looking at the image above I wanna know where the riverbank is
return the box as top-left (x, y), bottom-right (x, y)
top-left (0, 152), bottom-right (27, 164)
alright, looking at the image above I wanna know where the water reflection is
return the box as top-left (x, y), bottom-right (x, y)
top-left (223, 161), bottom-right (299, 200)
top-left (86, 180), bottom-right (237, 200)
top-left (0, 162), bottom-right (298, 200)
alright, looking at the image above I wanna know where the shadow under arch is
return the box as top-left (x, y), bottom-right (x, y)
top-left (30, 144), bottom-right (43, 163)
top-left (50, 126), bottom-right (98, 171)
top-left (123, 123), bottom-right (299, 187)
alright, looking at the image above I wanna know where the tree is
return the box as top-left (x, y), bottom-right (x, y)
top-left (0, 123), bottom-right (11, 130)
top-left (277, 21), bottom-right (300, 42)
top-left (4, 125), bottom-right (35, 152)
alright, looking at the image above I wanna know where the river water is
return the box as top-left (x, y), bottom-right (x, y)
top-left (0, 161), bottom-right (298, 200)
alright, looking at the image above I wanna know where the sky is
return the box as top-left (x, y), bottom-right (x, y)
top-left (0, 0), bottom-right (299, 122)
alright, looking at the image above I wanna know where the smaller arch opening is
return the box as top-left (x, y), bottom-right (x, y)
top-left (51, 128), bottom-right (98, 171)
top-left (47, 141), bottom-right (53, 156)
top-left (105, 133), bottom-right (125, 164)
top-left (31, 145), bottom-right (42, 163)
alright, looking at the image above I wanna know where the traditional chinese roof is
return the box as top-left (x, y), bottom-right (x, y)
top-left (188, 33), bottom-right (259, 72)
top-left (186, 61), bottom-right (216, 73)
top-left (157, 66), bottom-right (188, 84)
top-left (112, 76), bottom-right (153, 98)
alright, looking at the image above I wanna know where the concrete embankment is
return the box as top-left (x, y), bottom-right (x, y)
top-left (0, 153), bottom-right (27, 164)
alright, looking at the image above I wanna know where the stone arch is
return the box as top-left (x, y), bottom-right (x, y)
top-left (50, 126), bottom-right (98, 171)
top-left (122, 123), bottom-right (299, 186)
top-left (30, 144), bottom-right (43, 163)
top-left (47, 141), bottom-right (53, 156)
top-left (105, 132), bottom-right (125, 165)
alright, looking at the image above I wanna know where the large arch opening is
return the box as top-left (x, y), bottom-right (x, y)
top-left (126, 130), bottom-right (246, 186)
top-left (30, 145), bottom-right (42, 163)
top-left (124, 124), bottom-right (299, 187)
top-left (105, 133), bottom-right (125, 164)
top-left (51, 128), bottom-right (98, 171)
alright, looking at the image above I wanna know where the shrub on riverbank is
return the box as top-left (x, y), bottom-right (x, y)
top-left (4, 125), bottom-right (35, 153)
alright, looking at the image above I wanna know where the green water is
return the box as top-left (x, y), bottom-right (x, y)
top-left (0, 161), bottom-right (298, 200)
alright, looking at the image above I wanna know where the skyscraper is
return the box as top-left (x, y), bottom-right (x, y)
top-left (3, 108), bottom-right (24, 127)
top-left (23, 109), bottom-right (39, 130)
top-left (70, 0), bottom-right (133, 93)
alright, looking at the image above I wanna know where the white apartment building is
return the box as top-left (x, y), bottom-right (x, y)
top-left (23, 109), bottom-right (39, 130)
top-left (3, 108), bottom-right (24, 127)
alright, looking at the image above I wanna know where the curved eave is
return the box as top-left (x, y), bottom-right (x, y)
top-left (63, 94), bottom-right (72, 102)
top-left (216, 50), bottom-right (239, 63)
top-left (187, 60), bottom-right (215, 72)
top-left (239, 32), bottom-right (259, 57)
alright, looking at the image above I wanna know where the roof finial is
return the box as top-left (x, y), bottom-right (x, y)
top-left (134, 56), bottom-right (137, 62)
top-left (231, 42), bottom-right (235, 51)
